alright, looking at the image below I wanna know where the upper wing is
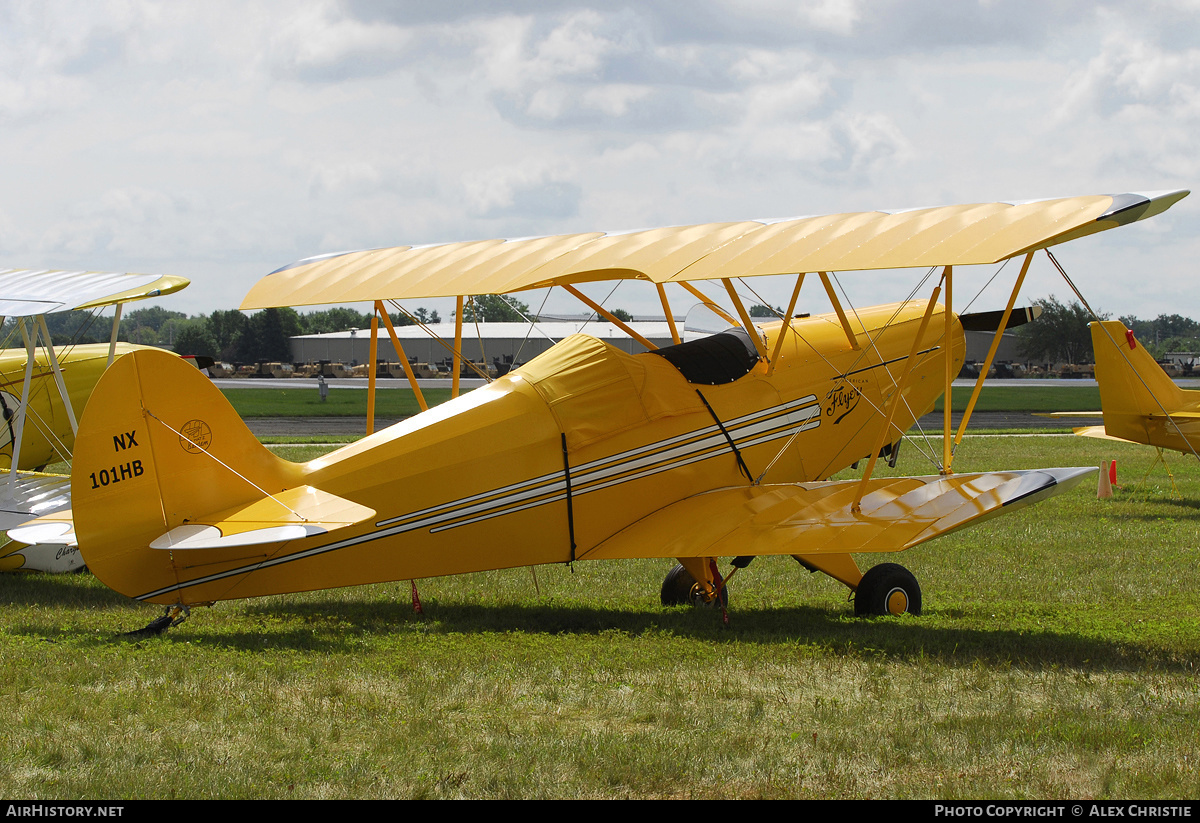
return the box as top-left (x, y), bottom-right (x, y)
top-left (0, 269), bottom-right (190, 317)
top-left (581, 467), bottom-right (1095, 561)
top-left (241, 191), bottom-right (1188, 308)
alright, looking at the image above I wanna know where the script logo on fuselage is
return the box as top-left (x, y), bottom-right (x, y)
top-left (823, 378), bottom-right (866, 424)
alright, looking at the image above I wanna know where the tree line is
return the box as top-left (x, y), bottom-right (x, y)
top-left (12, 293), bottom-right (1194, 367)
top-left (1015, 296), bottom-right (1200, 364)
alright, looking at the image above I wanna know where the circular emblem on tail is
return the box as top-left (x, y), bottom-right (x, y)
top-left (179, 419), bottom-right (213, 454)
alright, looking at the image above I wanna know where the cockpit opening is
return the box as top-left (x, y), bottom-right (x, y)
top-left (649, 328), bottom-right (760, 385)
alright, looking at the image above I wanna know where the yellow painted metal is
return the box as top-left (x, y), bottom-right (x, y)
top-left (794, 552), bottom-right (861, 588)
top-left (886, 588), bottom-right (908, 615)
top-left (367, 313), bottom-right (378, 435)
top-left (562, 285), bottom-right (658, 350)
top-left (942, 266), bottom-right (953, 473)
top-left (583, 468), bottom-right (1089, 566)
top-left (1087, 320), bottom-right (1200, 456)
top-left (239, 194), bottom-right (1191, 309)
top-left (656, 284), bottom-right (681, 345)
top-left (721, 279), bottom-right (768, 362)
top-left (377, 301), bottom-right (428, 412)
top-left (453, 296), bottom-right (463, 398)
top-left (818, 272), bottom-right (861, 350)
top-left (768, 273), bottom-right (805, 376)
top-left (953, 253), bottom-right (1033, 455)
top-left (71, 300), bottom-right (975, 606)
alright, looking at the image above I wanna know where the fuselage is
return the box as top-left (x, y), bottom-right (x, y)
top-left (0, 342), bottom-right (146, 471)
top-left (103, 301), bottom-right (963, 605)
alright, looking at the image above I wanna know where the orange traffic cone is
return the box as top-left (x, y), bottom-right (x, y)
top-left (1097, 461), bottom-right (1113, 499)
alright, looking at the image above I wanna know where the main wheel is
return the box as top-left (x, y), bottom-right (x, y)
top-left (660, 563), bottom-right (729, 608)
top-left (853, 563), bottom-right (921, 616)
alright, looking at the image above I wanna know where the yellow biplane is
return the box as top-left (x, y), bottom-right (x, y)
top-left (38, 190), bottom-right (1187, 620)
top-left (0, 268), bottom-right (189, 572)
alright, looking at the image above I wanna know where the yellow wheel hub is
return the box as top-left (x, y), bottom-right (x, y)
top-left (885, 588), bottom-right (909, 615)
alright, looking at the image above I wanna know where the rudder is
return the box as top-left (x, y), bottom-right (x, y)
top-left (72, 349), bottom-right (305, 603)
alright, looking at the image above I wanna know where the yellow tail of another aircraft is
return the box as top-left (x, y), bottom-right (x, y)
top-left (1089, 320), bottom-right (1200, 453)
top-left (68, 350), bottom-right (377, 601)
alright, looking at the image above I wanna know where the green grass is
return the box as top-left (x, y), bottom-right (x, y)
top-left (933, 384), bottom-right (1101, 413)
top-left (222, 387), bottom-right (453, 418)
top-left (220, 384), bottom-right (1105, 418)
top-left (2, 437), bottom-right (1198, 799)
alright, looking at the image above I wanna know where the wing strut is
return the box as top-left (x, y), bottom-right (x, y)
top-left (942, 266), bottom-right (953, 473)
top-left (950, 252), bottom-right (1034, 467)
top-left (721, 279), bottom-right (769, 363)
top-left (36, 316), bottom-right (78, 437)
top-left (376, 301), bottom-right (428, 413)
top-left (818, 272), bottom-right (861, 351)
top-left (106, 304), bottom-right (123, 367)
top-left (452, 296), bottom-right (463, 398)
top-left (562, 285), bottom-right (658, 351)
top-left (366, 311), bottom-right (379, 435)
top-left (8, 319), bottom-right (38, 477)
top-left (767, 273), bottom-right (805, 376)
top-left (852, 270), bottom-right (945, 513)
top-left (656, 284), bottom-right (681, 345)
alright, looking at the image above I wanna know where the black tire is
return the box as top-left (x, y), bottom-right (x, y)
top-left (853, 563), bottom-right (921, 616)
top-left (660, 563), bottom-right (729, 608)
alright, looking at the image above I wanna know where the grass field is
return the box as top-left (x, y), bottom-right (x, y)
top-left (222, 383), bottom-right (1104, 418)
top-left (1, 434), bottom-right (1197, 799)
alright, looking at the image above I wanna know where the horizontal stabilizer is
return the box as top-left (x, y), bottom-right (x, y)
top-left (1072, 426), bottom-right (1138, 444)
top-left (584, 467), bottom-right (1094, 560)
top-left (149, 486), bottom-right (374, 551)
top-left (4, 507), bottom-right (81, 573)
top-left (8, 509), bottom-right (76, 547)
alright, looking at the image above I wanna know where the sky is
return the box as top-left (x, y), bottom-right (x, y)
top-left (1, 0), bottom-right (1197, 325)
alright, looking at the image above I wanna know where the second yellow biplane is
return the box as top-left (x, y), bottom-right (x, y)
top-left (0, 268), bottom-right (189, 571)
top-left (35, 190), bottom-right (1187, 620)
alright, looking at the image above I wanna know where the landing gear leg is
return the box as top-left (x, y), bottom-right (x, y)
top-left (660, 562), bottom-right (729, 609)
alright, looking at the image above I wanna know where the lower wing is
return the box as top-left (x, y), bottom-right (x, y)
top-left (583, 468), bottom-right (1095, 561)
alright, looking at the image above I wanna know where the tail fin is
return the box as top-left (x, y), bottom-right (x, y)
top-left (1090, 321), bottom-right (1199, 449)
top-left (1091, 321), bottom-right (1184, 414)
top-left (72, 349), bottom-right (309, 603)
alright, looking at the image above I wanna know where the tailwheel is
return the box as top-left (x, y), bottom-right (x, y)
top-left (660, 563), bottom-right (729, 608)
top-left (853, 563), bottom-right (921, 617)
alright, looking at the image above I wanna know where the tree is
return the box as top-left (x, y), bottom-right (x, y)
top-left (457, 294), bottom-right (530, 323)
top-left (207, 309), bottom-right (248, 360)
top-left (240, 307), bottom-right (303, 362)
top-left (300, 307), bottom-right (374, 335)
top-left (1016, 296), bottom-right (1107, 364)
top-left (611, 307), bottom-right (633, 322)
top-left (173, 323), bottom-right (217, 358)
top-left (749, 304), bottom-right (780, 318)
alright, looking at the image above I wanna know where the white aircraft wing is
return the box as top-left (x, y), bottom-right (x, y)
top-left (0, 269), bottom-right (190, 317)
